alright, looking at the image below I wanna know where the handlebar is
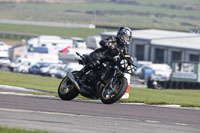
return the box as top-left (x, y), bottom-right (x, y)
top-left (76, 52), bottom-right (82, 58)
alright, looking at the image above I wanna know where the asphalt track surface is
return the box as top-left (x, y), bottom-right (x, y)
top-left (0, 88), bottom-right (200, 133)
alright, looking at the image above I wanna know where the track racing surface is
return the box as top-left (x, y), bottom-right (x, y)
top-left (0, 88), bottom-right (200, 133)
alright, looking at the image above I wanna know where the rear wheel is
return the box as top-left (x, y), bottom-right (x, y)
top-left (100, 77), bottom-right (127, 104)
top-left (58, 72), bottom-right (79, 100)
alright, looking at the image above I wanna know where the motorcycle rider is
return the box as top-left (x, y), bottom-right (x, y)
top-left (76, 27), bottom-right (133, 88)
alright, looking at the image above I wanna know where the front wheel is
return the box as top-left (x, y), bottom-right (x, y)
top-left (58, 72), bottom-right (79, 100)
top-left (100, 77), bottom-right (128, 104)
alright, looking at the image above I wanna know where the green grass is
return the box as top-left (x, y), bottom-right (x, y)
top-left (1, 72), bottom-right (200, 107)
top-left (0, 1), bottom-right (200, 31)
top-left (123, 87), bottom-right (200, 107)
top-left (0, 72), bottom-right (60, 92)
top-left (0, 126), bottom-right (48, 133)
top-left (0, 23), bottom-right (111, 38)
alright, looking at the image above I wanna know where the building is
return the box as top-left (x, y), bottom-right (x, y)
top-left (100, 29), bottom-right (200, 65)
top-left (151, 36), bottom-right (200, 64)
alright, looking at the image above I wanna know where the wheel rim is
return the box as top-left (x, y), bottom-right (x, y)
top-left (59, 77), bottom-right (74, 94)
top-left (102, 78), bottom-right (122, 100)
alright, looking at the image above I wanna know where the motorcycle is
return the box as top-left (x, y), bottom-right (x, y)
top-left (58, 50), bottom-right (136, 104)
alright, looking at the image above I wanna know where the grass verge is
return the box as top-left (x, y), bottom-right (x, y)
top-left (0, 126), bottom-right (48, 133)
top-left (122, 87), bottom-right (200, 107)
top-left (0, 72), bottom-right (60, 92)
top-left (0, 1), bottom-right (200, 31)
top-left (0, 72), bottom-right (200, 107)
top-left (0, 23), bottom-right (112, 38)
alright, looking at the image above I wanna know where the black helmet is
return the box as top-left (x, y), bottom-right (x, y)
top-left (117, 27), bottom-right (132, 45)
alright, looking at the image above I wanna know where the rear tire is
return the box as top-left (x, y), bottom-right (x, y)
top-left (58, 72), bottom-right (79, 100)
top-left (100, 77), bottom-right (127, 104)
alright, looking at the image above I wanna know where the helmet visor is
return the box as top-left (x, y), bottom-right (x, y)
top-left (124, 35), bottom-right (130, 41)
top-left (122, 32), bottom-right (131, 42)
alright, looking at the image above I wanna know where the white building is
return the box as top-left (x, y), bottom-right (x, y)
top-left (100, 29), bottom-right (200, 65)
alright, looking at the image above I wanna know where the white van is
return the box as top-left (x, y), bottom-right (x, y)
top-left (0, 41), bottom-right (11, 58)
top-left (70, 37), bottom-right (87, 48)
top-left (8, 53), bottom-right (61, 72)
top-left (26, 36), bottom-right (73, 54)
top-left (59, 48), bottom-right (94, 63)
top-left (8, 58), bottom-right (31, 72)
top-left (15, 61), bottom-right (38, 73)
top-left (86, 36), bottom-right (101, 49)
top-left (0, 42), bottom-right (11, 66)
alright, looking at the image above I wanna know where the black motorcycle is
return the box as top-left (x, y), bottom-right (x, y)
top-left (58, 51), bottom-right (136, 104)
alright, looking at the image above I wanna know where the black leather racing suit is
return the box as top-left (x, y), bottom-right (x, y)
top-left (77, 36), bottom-right (128, 78)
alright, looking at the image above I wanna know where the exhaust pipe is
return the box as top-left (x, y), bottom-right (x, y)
top-left (67, 72), bottom-right (81, 91)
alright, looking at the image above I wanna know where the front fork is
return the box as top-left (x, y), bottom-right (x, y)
top-left (109, 69), bottom-right (117, 89)
top-left (108, 66), bottom-right (123, 93)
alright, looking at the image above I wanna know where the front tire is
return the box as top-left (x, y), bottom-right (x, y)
top-left (100, 77), bottom-right (128, 104)
top-left (58, 72), bottom-right (79, 100)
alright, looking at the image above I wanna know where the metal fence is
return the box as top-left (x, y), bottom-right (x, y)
top-left (0, 32), bottom-right (38, 40)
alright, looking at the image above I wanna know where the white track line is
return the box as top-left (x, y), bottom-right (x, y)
top-left (0, 107), bottom-right (79, 117)
top-left (120, 102), bottom-right (200, 111)
top-left (0, 91), bottom-right (55, 98)
top-left (0, 85), bottom-right (42, 93)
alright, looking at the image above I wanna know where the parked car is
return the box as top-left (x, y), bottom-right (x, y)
top-left (134, 61), bottom-right (152, 78)
top-left (141, 64), bottom-right (172, 81)
top-left (29, 62), bottom-right (51, 75)
top-left (148, 64), bottom-right (172, 81)
top-left (40, 64), bottom-right (57, 76)
top-left (47, 64), bottom-right (66, 77)
top-left (0, 57), bottom-right (10, 67)
top-left (15, 61), bottom-right (37, 73)
top-left (8, 58), bottom-right (26, 72)
top-left (55, 62), bottom-right (83, 78)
